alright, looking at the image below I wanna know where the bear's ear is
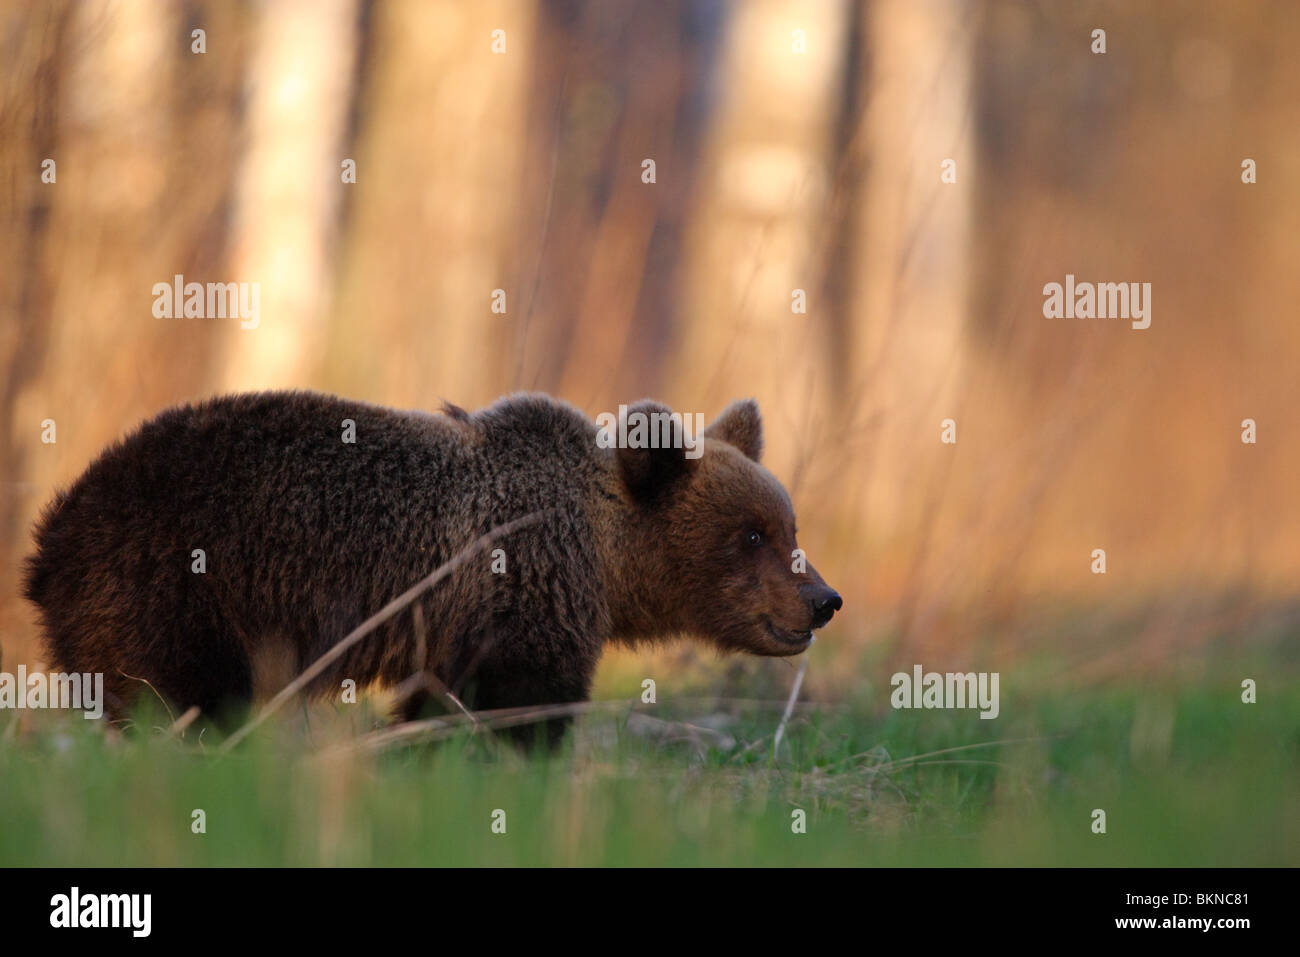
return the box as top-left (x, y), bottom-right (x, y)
top-left (705, 398), bottom-right (763, 462)
top-left (613, 400), bottom-right (697, 502)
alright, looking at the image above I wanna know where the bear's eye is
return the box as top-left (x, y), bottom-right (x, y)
top-left (746, 529), bottom-right (763, 548)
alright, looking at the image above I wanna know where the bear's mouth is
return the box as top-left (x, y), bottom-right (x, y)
top-left (765, 619), bottom-right (814, 646)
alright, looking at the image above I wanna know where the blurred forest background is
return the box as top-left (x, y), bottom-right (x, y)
top-left (2, 0), bottom-right (1297, 695)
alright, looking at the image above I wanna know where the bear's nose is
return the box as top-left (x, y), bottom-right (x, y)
top-left (800, 584), bottom-right (842, 629)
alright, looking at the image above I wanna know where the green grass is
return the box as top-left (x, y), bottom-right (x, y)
top-left (1, 661), bottom-right (1296, 866)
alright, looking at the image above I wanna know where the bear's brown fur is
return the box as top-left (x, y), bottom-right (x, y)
top-left (23, 391), bottom-right (840, 744)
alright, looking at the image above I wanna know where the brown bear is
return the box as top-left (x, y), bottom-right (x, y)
top-left (23, 391), bottom-right (841, 744)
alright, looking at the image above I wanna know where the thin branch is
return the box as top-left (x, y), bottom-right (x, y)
top-left (771, 655), bottom-right (809, 761)
top-left (390, 670), bottom-right (482, 729)
top-left (170, 705), bottom-right (200, 736)
top-left (324, 699), bottom-right (633, 756)
top-left (119, 670), bottom-right (177, 725)
top-left (871, 737), bottom-right (1049, 773)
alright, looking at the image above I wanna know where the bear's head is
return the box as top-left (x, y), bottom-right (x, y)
top-left (607, 399), bottom-right (842, 657)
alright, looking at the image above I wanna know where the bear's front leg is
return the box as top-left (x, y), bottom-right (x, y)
top-left (463, 658), bottom-right (596, 752)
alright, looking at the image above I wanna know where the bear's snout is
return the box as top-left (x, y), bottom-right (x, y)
top-left (800, 583), bottom-right (843, 629)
